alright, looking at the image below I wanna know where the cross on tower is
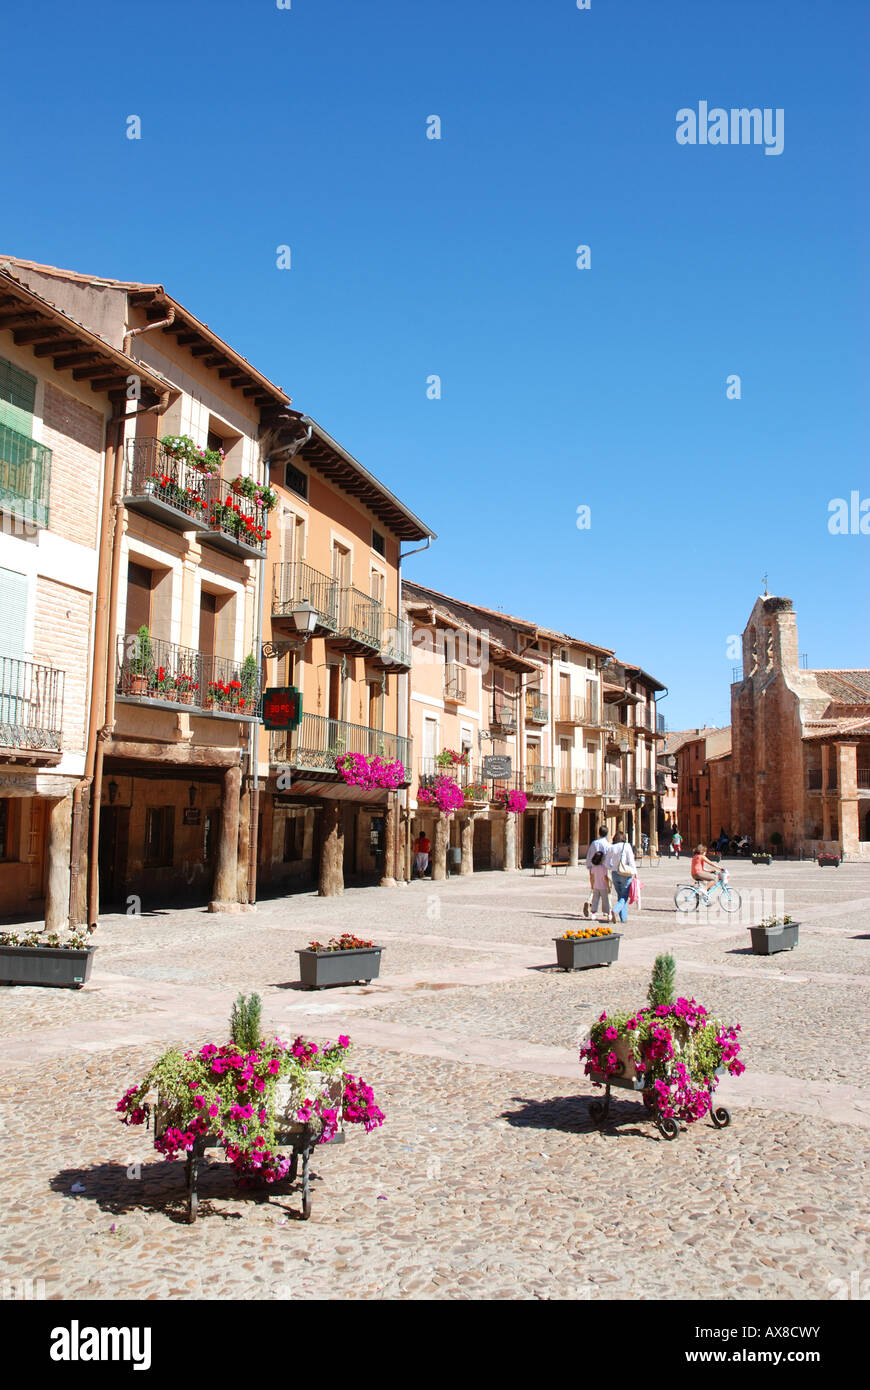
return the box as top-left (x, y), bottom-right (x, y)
top-left (762, 572), bottom-right (769, 595)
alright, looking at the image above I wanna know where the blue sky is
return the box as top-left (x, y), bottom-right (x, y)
top-left (2, 0), bottom-right (867, 726)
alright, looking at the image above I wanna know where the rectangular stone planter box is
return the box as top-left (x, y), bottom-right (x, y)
top-left (748, 923), bottom-right (799, 955)
top-left (0, 944), bottom-right (96, 989)
top-left (818, 855), bottom-right (840, 868)
top-left (297, 946), bottom-right (383, 989)
top-left (751, 854), bottom-right (771, 865)
top-left (554, 933), bottom-right (621, 971)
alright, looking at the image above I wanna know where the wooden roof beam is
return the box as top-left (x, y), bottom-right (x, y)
top-left (53, 350), bottom-right (100, 370)
top-left (33, 337), bottom-right (81, 358)
top-left (0, 310), bottom-right (38, 329)
top-left (13, 325), bottom-right (64, 346)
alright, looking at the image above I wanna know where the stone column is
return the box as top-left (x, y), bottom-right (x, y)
top-left (649, 797), bottom-right (659, 855)
top-left (541, 804), bottom-right (553, 863)
top-left (502, 812), bottom-right (516, 871)
top-left (318, 800), bottom-right (345, 897)
top-left (380, 794), bottom-right (397, 886)
top-left (460, 812), bottom-right (475, 875)
top-left (836, 742), bottom-right (858, 856)
top-left (211, 765), bottom-right (241, 907)
top-left (45, 797), bottom-right (72, 932)
top-left (431, 814), bottom-right (448, 880)
top-left (569, 807), bottom-right (580, 866)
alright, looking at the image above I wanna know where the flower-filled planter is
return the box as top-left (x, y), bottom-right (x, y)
top-left (818, 854), bottom-right (840, 868)
top-left (0, 930), bottom-right (96, 989)
top-left (580, 984), bottom-right (744, 1140)
top-left (417, 774), bottom-right (464, 815)
top-left (554, 927), bottom-right (621, 971)
top-left (463, 781), bottom-right (490, 805)
top-left (751, 853), bottom-right (771, 865)
top-left (117, 998), bottom-right (384, 1222)
top-left (297, 934), bottom-right (383, 989)
top-left (748, 916), bottom-right (799, 955)
top-left (434, 748), bottom-right (469, 771)
top-left (494, 788), bottom-right (528, 814)
top-left (335, 752), bottom-right (407, 790)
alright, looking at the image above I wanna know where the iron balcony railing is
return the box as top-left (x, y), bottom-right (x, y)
top-left (115, 634), bottom-right (262, 719)
top-left (0, 656), bottom-right (64, 753)
top-left (636, 707), bottom-right (656, 733)
top-left (523, 765), bottom-right (556, 795)
top-left (124, 440), bottom-right (268, 554)
top-left (337, 585), bottom-right (383, 651)
top-left (806, 768), bottom-right (823, 791)
top-left (858, 768), bottom-right (870, 791)
top-left (638, 768), bottom-right (656, 792)
top-left (270, 712), bottom-right (411, 780)
top-left (604, 767), bottom-right (622, 798)
top-left (557, 696), bottom-right (600, 725)
top-left (556, 769), bottom-right (601, 795)
top-left (378, 611), bottom-right (412, 669)
top-left (272, 561), bottom-right (339, 632)
top-left (656, 712), bottom-right (667, 734)
top-left (525, 691), bottom-right (549, 724)
top-left (0, 422), bottom-right (51, 529)
top-left (444, 663), bottom-right (467, 703)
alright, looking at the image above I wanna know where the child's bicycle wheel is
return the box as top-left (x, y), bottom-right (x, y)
top-left (674, 885), bottom-right (699, 912)
top-left (719, 886), bottom-right (742, 913)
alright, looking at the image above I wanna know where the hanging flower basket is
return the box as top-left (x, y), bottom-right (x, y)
top-left (417, 774), bottom-right (464, 815)
top-left (494, 788), bottom-right (528, 814)
top-left (335, 752), bottom-right (406, 789)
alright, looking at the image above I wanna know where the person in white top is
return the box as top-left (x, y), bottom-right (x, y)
top-left (582, 825), bottom-right (610, 919)
top-left (605, 829), bottom-right (636, 924)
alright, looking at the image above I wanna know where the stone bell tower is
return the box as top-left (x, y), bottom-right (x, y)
top-left (730, 595), bottom-right (804, 845)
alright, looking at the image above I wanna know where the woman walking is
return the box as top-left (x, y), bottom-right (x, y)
top-left (606, 827), bottom-right (637, 924)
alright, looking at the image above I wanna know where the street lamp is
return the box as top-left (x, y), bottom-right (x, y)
top-left (290, 601), bottom-right (319, 638)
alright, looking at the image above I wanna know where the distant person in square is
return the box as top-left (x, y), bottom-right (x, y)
top-left (583, 825), bottom-right (610, 918)
top-left (671, 829), bottom-right (682, 858)
top-left (414, 831), bottom-right (431, 878)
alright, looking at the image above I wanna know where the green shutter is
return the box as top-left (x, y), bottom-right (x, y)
top-left (0, 356), bottom-right (36, 436)
top-left (0, 567), bottom-right (28, 659)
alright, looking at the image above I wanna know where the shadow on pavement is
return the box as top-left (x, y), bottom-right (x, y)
top-left (49, 1162), bottom-right (318, 1224)
top-left (500, 1093), bottom-right (658, 1142)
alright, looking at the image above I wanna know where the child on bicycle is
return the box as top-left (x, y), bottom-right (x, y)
top-left (691, 845), bottom-right (719, 894)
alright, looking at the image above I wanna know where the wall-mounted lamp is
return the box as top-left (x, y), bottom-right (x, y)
top-left (290, 601), bottom-right (319, 637)
top-left (108, 780), bottom-right (119, 805)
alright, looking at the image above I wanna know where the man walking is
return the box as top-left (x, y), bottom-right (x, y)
top-left (414, 830), bottom-right (431, 879)
top-left (583, 824), bottom-right (610, 918)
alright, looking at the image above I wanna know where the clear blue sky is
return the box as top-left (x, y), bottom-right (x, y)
top-left (2, 0), bottom-right (867, 727)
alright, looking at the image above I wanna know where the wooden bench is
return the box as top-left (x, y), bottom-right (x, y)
top-left (533, 847), bottom-right (571, 876)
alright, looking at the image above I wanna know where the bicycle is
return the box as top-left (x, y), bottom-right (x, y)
top-left (674, 867), bottom-right (741, 914)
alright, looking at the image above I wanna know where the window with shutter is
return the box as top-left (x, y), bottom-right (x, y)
top-left (0, 356), bottom-right (36, 436)
top-left (0, 567), bottom-right (28, 659)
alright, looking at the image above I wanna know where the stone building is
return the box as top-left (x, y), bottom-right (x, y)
top-left (403, 582), bottom-right (666, 874)
top-left (0, 266), bottom-right (164, 925)
top-left (730, 594), bottom-right (870, 857)
top-left (256, 421), bottom-right (433, 896)
top-left (673, 727), bottom-right (732, 848)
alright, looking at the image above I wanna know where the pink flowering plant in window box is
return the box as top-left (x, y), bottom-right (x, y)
top-left (579, 956), bottom-right (744, 1128)
top-left (335, 751), bottom-right (407, 789)
top-left (116, 995), bottom-right (383, 1186)
top-left (417, 773), bottom-right (465, 815)
top-left (494, 788), bottom-right (528, 814)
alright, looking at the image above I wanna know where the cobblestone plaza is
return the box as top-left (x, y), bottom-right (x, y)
top-left (1, 860), bottom-right (867, 1302)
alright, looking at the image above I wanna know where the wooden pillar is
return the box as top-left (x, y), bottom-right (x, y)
top-left (45, 797), bottom-right (72, 933)
top-left (432, 814), bottom-right (448, 880)
top-left (318, 800), bottom-right (345, 897)
top-left (211, 765), bottom-right (241, 905)
top-left (569, 808), bottom-right (580, 866)
top-left (460, 812), bottom-right (475, 875)
top-left (69, 784), bottom-right (89, 926)
top-left (380, 794), bottom-right (397, 886)
top-left (502, 812), bottom-right (516, 871)
top-left (237, 780), bottom-right (252, 903)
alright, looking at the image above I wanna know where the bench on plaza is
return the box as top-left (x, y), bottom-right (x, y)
top-left (533, 844), bottom-right (571, 876)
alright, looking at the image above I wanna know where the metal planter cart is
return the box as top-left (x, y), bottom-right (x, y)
top-left (587, 1057), bottom-right (731, 1141)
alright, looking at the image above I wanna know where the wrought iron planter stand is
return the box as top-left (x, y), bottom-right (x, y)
top-left (145, 1109), bottom-right (343, 1222)
top-left (588, 1061), bottom-right (731, 1142)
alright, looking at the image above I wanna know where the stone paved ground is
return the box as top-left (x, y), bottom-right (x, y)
top-left (0, 859), bottom-right (868, 1301)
